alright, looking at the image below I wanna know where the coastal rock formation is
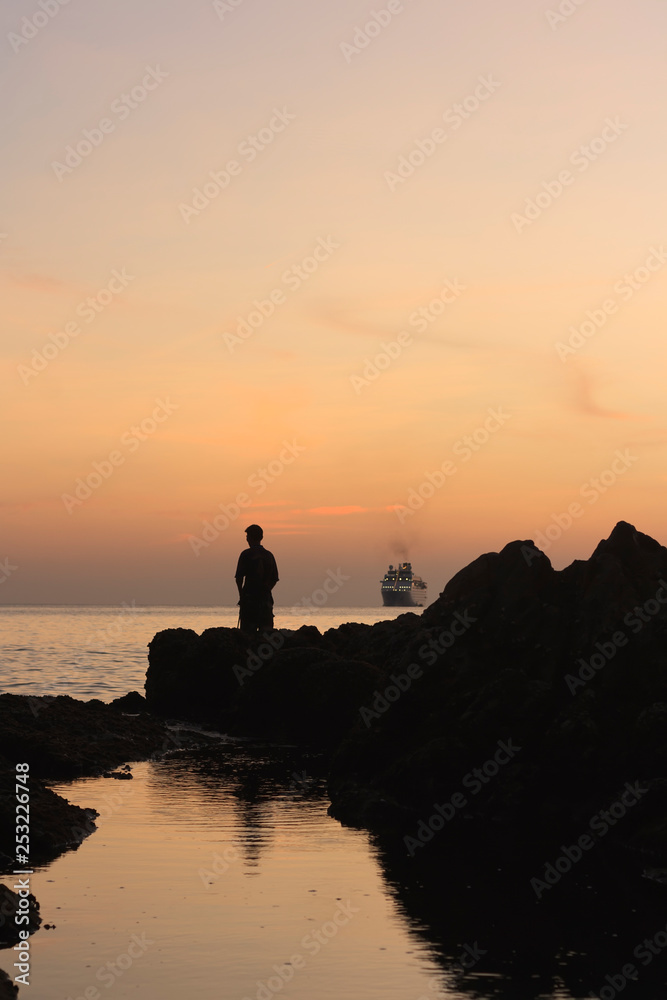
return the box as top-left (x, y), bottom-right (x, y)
top-left (145, 626), bottom-right (384, 746)
top-left (0, 694), bottom-right (167, 781)
top-left (143, 520), bottom-right (667, 858)
top-left (0, 884), bottom-right (40, 946)
top-left (0, 694), bottom-right (168, 871)
top-left (328, 522), bottom-right (667, 850)
top-left (0, 970), bottom-right (17, 999)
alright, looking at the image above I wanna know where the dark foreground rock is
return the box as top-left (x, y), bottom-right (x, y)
top-left (145, 521), bottom-right (667, 865)
top-left (328, 522), bottom-right (667, 855)
top-left (0, 885), bottom-right (40, 947)
top-left (0, 694), bottom-right (167, 781)
top-left (145, 626), bottom-right (388, 746)
top-left (0, 694), bottom-right (167, 869)
top-left (0, 970), bottom-right (17, 1000)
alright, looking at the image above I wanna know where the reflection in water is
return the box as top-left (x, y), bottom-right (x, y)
top-left (29, 739), bottom-right (667, 1000)
top-left (145, 741), bottom-right (667, 998)
top-left (144, 739), bottom-right (330, 875)
top-left (370, 825), bottom-right (667, 999)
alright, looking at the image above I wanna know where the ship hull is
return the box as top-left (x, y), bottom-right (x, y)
top-left (382, 591), bottom-right (423, 608)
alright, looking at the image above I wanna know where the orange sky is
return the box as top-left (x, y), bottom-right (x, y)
top-left (2, 0), bottom-right (667, 604)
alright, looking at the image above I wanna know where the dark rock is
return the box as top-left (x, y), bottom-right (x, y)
top-left (0, 693), bottom-right (167, 873)
top-left (233, 647), bottom-right (384, 746)
top-left (0, 768), bottom-right (97, 873)
top-left (0, 883), bottom-right (40, 946)
top-left (145, 627), bottom-right (249, 721)
top-left (0, 969), bottom-right (17, 999)
top-left (110, 691), bottom-right (147, 713)
top-left (0, 693), bottom-right (167, 780)
top-left (327, 522), bottom-right (667, 856)
top-left (145, 622), bottom-right (384, 746)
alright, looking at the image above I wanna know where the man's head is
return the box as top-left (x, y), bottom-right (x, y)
top-left (245, 524), bottom-right (263, 544)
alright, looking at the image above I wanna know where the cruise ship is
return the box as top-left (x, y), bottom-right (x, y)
top-left (381, 562), bottom-right (428, 607)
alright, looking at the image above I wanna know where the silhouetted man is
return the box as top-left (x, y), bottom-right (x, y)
top-left (235, 524), bottom-right (279, 638)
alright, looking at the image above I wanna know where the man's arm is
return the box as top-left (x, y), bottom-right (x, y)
top-left (267, 553), bottom-right (279, 590)
top-left (235, 553), bottom-right (245, 599)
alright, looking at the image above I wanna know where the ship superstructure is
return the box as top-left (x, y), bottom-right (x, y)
top-left (381, 562), bottom-right (428, 607)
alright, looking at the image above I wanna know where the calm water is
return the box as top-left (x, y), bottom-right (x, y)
top-left (28, 748), bottom-right (458, 1000)
top-left (0, 605), bottom-right (412, 702)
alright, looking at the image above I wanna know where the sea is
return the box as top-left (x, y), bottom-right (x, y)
top-left (0, 605), bottom-right (412, 702)
top-left (0, 607), bottom-right (601, 999)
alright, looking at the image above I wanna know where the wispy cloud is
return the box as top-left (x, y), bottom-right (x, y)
top-left (303, 505), bottom-right (397, 516)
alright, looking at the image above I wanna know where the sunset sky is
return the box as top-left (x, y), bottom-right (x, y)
top-left (2, 0), bottom-right (667, 605)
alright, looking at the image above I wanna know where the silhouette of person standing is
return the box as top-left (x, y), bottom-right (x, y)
top-left (235, 524), bottom-right (279, 637)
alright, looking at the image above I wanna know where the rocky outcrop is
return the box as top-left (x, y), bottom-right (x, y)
top-left (0, 694), bottom-right (167, 782)
top-left (145, 626), bottom-right (385, 746)
top-left (328, 522), bottom-right (667, 852)
top-left (0, 970), bottom-right (17, 999)
top-left (0, 694), bottom-right (168, 872)
top-left (144, 522), bottom-right (667, 857)
top-left (0, 885), bottom-right (40, 947)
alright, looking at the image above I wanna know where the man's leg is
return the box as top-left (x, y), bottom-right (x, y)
top-left (239, 599), bottom-right (261, 638)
